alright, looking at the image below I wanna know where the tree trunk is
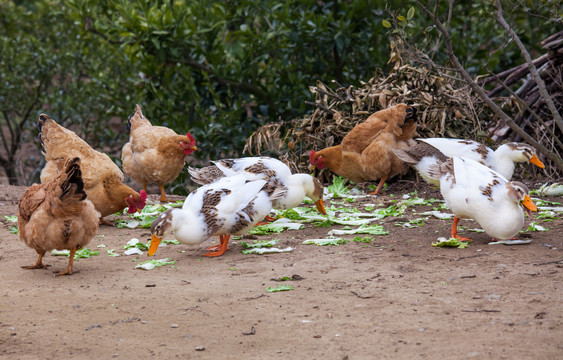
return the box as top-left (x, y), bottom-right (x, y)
top-left (3, 163), bottom-right (19, 185)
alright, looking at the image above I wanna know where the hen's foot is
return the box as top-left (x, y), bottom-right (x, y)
top-left (21, 254), bottom-right (49, 269)
top-left (21, 263), bottom-right (49, 270)
top-left (99, 218), bottom-right (115, 227)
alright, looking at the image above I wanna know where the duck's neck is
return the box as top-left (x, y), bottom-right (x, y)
top-left (492, 144), bottom-right (517, 179)
top-left (288, 174), bottom-right (309, 196)
top-left (295, 174), bottom-right (324, 202)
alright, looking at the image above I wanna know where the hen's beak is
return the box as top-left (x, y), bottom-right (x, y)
top-left (148, 234), bottom-right (162, 257)
top-left (521, 194), bottom-right (538, 217)
top-left (529, 154), bottom-right (545, 168)
top-left (315, 199), bottom-right (326, 215)
top-left (137, 208), bottom-right (142, 213)
top-left (191, 145), bottom-right (198, 151)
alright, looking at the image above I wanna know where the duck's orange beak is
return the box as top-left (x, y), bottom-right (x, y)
top-left (529, 154), bottom-right (545, 168)
top-left (521, 194), bottom-right (538, 213)
top-left (148, 234), bottom-right (162, 257)
top-left (315, 199), bottom-right (326, 215)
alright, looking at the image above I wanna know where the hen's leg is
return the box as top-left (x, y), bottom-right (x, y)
top-left (55, 247), bottom-right (76, 277)
top-left (450, 216), bottom-right (472, 242)
top-left (99, 217), bottom-right (115, 227)
top-left (21, 251), bottom-right (49, 269)
top-left (158, 183), bottom-right (171, 202)
top-left (368, 176), bottom-right (388, 195)
top-left (204, 235), bottom-right (231, 257)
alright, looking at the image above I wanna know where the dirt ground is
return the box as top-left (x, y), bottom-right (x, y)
top-left (0, 181), bottom-right (561, 360)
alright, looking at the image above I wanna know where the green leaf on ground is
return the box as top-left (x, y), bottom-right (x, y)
top-left (266, 284), bottom-right (294, 293)
top-left (135, 258), bottom-right (175, 270)
top-left (431, 237), bottom-right (469, 248)
top-left (302, 238), bottom-right (348, 246)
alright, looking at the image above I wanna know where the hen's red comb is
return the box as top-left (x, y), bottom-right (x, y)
top-left (139, 190), bottom-right (147, 202)
top-left (186, 132), bottom-right (195, 144)
top-left (309, 150), bottom-right (316, 164)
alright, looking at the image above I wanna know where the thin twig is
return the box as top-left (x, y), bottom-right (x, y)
top-left (351, 290), bottom-right (374, 299)
top-left (304, 101), bottom-right (336, 114)
top-left (494, 0), bottom-right (563, 134)
top-left (454, 253), bottom-right (488, 261)
top-left (534, 260), bottom-right (563, 266)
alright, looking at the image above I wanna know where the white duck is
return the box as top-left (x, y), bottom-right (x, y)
top-left (427, 156), bottom-right (537, 241)
top-left (188, 156), bottom-right (326, 216)
top-left (393, 142), bottom-right (449, 187)
top-left (418, 138), bottom-right (544, 180)
top-left (148, 174), bottom-right (286, 257)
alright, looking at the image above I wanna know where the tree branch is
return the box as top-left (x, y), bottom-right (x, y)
top-left (484, 65), bottom-right (563, 150)
top-left (0, 111), bottom-right (12, 156)
top-left (85, 16), bottom-right (124, 45)
top-left (494, 0), bottom-right (563, 134)
top-left (415, 0), bottom-right (563, 173)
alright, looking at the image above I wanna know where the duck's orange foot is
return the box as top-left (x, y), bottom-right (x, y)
top-left (264, 215), bottom-right (276, 222)
top-left (203, 235), bottom-right (230, 257)
top-left (203, 249), bottom-right (228, 257)
top-left (454, 235), bottom-right (472, 242)
top-left (206, 244), bottom-right (229, 252)
top-left (491, 237), bottom-right (518, 242)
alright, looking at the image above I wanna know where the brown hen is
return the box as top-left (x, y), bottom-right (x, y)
top-left (121, 105), bottom-right (197, 202)
top-left (309, 104), bottom-right (417, 195)
top-left (18, 158), bottom-right (99, 276)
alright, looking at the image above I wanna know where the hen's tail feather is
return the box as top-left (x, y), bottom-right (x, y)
top-left (405, 106), bottom-right (417, 120)
top-left (126, 104), bottom-right (144, 133)
top-left (126, 112), bottom-right (134, 133)
top-left (60, 158), bottom-right (87, 201)
top-left (38, 114), bottom-right (49, 145)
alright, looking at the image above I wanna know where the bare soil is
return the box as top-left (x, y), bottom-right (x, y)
top-left (0, 182), bottom-right (561, 360)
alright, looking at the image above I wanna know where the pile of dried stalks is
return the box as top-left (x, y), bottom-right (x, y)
top-left (244, 58), bottom-right (490, 175)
